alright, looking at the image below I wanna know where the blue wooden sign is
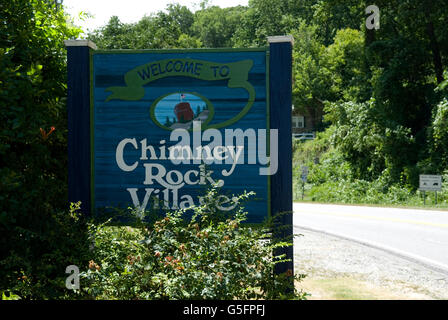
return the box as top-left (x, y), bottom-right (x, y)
top-left (65, 38), bottom-right (292, 230)
top-left (66, 37), bottom-right (293, 276)
top-left (90, 49), bottom-right (269, 223)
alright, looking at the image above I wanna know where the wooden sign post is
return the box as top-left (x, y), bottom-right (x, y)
top-left (65, 40), bottom-right (97, 215)
top-left (65, 36), bottom-right (293, 284)
top-left (267, 36), bottom-right (294, 283)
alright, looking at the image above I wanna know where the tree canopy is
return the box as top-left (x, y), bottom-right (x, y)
top-left (87, 0), bottom-right (447, 186)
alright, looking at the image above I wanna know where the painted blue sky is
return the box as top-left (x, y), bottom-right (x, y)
top-left (154, 93), bottom-right (206, 125)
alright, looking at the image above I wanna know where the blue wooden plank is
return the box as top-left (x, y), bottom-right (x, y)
top-left (269, 40), bottom-right (294, 278)
top-left (67, 45), bottom-right (92, 216)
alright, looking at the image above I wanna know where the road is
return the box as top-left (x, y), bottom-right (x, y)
top-left (293, 202), bottom-right (448, 274)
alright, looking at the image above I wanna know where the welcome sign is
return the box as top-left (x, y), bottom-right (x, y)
top-left (66, 38), bottom-right (292, 232)
top-left (88, 48), bottom-right (273, 223)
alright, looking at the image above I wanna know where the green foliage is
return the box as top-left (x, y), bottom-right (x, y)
top-left (232, 0), bottom-right (318, 47)
top-left (88, 4), bottom-right (201, 50)
top-left (324, 99), bottom-right (415, 181)
top-left (424, 96), bottom-right (448, 173)
top-left (291, 0), bottom-right (448, 202)
top-left (307, 179), bottom-right (411, 205)
top-left (192, 6), bottom-right (246, 48)
top-left (324, 28), bottom-right (369, 102)
top-left (0, 0), bottom-right (89, 299)
top-left (293, 134), bottom-right (448, 207)
top-left (431, 98), bottom-right (448, 153)
top-left (311, 0), bottom-right (365, 45)
top-left (291, 22), bottom-right (329, 126)
top-left (1, 202), bottom-right (90, 300)
top-left (77, 188), bottom-right (307, 300)
top-left (291, 26), bottom-right (368, 130)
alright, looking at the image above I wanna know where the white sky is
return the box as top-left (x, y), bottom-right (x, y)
top-left (64, 0), bottom-right (249, 33)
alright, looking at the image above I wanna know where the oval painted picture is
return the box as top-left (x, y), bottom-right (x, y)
top-left (151, 92), bottom-right (214, 130)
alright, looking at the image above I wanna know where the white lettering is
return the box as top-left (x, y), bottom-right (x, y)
top-left (116, 138), bottom-right (138, 172)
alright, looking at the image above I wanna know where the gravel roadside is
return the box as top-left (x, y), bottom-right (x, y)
top-left (293, 226), bottom-right (448, 300)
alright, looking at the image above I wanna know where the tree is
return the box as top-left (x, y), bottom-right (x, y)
top-left (309, 0), bottom-right (448, 187)
top-left (311, 0), bottom-right (365, 45)
top-left (88, 5), bottom-right (202, 50)
top-left (232, 0), bottom-right (318, 47)
top-left (365, 0), bottom-right (446, 140)
top-left (291, 22), bottom-right (330, 130)
top-left (324, 28), bottom-right (369, 103)
top-left (192, 6), bottom-right (246, 48)
top-left (324, 99), bottom-right (415, 181)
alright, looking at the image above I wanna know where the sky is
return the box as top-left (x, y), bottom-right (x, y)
top-left (63, 0), bottom-right (249, 33)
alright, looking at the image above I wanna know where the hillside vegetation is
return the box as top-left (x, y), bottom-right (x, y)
top-left (89, 0), bottom-right (448, 205)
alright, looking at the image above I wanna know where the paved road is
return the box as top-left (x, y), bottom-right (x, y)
top-left (293, 203), bottom-right (448, 273)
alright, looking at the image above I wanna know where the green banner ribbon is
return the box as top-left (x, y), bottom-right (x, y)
top-left (105, 59), bottom-right (256, 129)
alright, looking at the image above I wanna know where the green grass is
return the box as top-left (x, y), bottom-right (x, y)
top-left (293, 181), bottom-right (448, 210)
top-left (1, 292), bottom-right (21, 300)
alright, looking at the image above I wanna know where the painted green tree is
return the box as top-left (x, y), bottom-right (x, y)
top-left (165, 116), bottom-right (172, 126)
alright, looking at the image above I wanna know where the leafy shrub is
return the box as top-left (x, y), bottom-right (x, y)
top-left (0, 0), bottom-right (87, 299)
top-left (292, 124), bottom-right (448, 207)
top-left (324, 99), bottom-right (416, 182)
top-left (428, 98), bottom-right (448, 171)
top-left (1, 202), bottom-right (90, 299)
top-left (77, 188), bottom-right (307, 300)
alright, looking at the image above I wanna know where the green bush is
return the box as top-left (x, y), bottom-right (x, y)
top-left (427, 97), bottom-right (448, 171)
top-left (77, 188), bottom-right (308, 300)
top-left (1, 202), bottom-right (90, 299)
top-left (0, 0), bottom-right (88, 299)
